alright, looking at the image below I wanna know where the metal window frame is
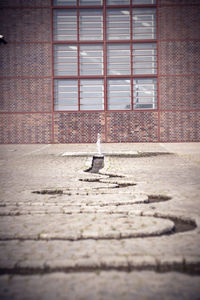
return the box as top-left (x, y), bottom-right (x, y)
top-left (51, 0), bottom-right (158, 114)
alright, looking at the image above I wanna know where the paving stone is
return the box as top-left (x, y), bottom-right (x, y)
top-left (0, 271), bottom-right (200, 300)
top-left (0, 143), bottom-right (200, 299)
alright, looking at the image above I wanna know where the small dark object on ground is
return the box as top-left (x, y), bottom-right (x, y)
top-left (32, 189), bottom-right (63, 195)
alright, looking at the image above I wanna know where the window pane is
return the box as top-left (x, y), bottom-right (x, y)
top-left (108, 79), bottom-right (131, 110)
top-left (79, 9), bottom-right (103, 40)
top-left (54, 79), bottom-right (78, 111)
top-left (107, 44), bottom-right (131, 75)
top-left (80, 44), bottom-right (103, 75)
top-left (132, 0), bottom-right (156, 4)
top-left (132, 8), bottom-right (156, 40)
top-left (80, 79), bottom-right (104, 110)
top-left (53, 0), bottom-right (76, 5)
top-left (79, 0), bottom-right (102, 5)
top-left (54, 45), bottom-right (77, 76)
top-left (107, 9), bottom-right (130, 40)
top-left (133, 43), bottom-right (157, 74)
top-left (107, 0), bottom-right (130, 4)
top-left (53, 9), bottom-right (77, 41)
top-left (133, 78), bottom-right (157, 109)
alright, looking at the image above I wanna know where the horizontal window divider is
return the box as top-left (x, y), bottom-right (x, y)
top-left (53, 40), bottom-right (157, 44)
top-left (52, 5), bottom-right (157, 9)
top-left (132, 74), bottom-right (157, 78)
top-left (106, 75), bottom-right (132, 78)
top-left (0, 76), bottom-right (52, 79)
top-left (54, 110), bottom-right (105, 113)
top-left (53, 41), bottom-right (104, 44)
top-left (132, 39), bottom-right (157, 43)
top-left (53, 75), bottom-right (158, 79)
top-left (106, 109), bottom-right (158, 112)
top-left (0, 111), bottom-right (52, 114)
top-left (132, 5), bottom-right (156, 8)
top-left (2, 6), bottom-right (51, 9)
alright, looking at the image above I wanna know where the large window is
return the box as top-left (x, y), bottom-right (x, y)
top-left (53, 0), bottom-right (157, 111)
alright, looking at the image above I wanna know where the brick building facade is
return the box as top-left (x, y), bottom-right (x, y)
top-left (0, 0), bottom-right (200, 144)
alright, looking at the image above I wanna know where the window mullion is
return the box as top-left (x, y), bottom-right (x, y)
top-left (130, 2), bottom-right (133, 110)
top-left (77, 4), bottom-right (80, 111)
top-left (103, 0), bottom-right (107, 112)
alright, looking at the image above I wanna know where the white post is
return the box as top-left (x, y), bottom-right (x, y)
top-left (96, 133), bottom-right (102, 155)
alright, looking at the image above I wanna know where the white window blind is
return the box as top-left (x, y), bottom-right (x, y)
top-left (107, 0), bottom-right (130, 4)
top-left (132, 0), bottom-right (156, 4)
top-left (53, 0), bottom-right (76, 5)
top-left (133, 78), bottom-right (157, 109)
top-left (54, 79), bottom-right (78, 111)
top-left (132, 8), bottom-right (156, 40)
top-left (108, 79), bottom-right (131, 110)
top-left (53, 9), bottom-right (77, 41)
top-left (80, 79), bottom-right (104, 110)
top-left (107, 9), bottom-right (130, 40)
top-left (79, 0), bottom-right (102, 5)
top-left (107, 43), bottom-right (131, 75)
top-left (133, 43), bottom-right (157, 74)
top-left (54, 44), bottom-right (77, 76)
top-left (80, 44), bottom-right (103, 75)
top-left (79, 9), bottom-right (103, 40)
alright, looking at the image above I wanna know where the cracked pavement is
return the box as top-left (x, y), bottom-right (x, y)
top-left (0, 143), bottom-right (200, 299)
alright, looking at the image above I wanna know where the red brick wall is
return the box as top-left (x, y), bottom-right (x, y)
top-left (0, 0), bottom-right (52, 144)
top-left (0, 113), bottom-right (52, 144)
top-left (0, 78), bottom-right (52, 112)
top-left (0, 0), bottom-right (200, 143)
top-left (54, 112), bottom-right (105, 144)
top-left (159, 76), bottom-right (200, 110)
top-left (106, 112), bottom-right (158, 143)
top-left (0, 0), bottom-right (50, 7)
top-left (158, 1), bottom-right (200, 142)
top-left (160, 111), bottom-right (200, 142)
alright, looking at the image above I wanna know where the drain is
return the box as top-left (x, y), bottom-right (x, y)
top-left (32, 189), bottom-right (63, 195)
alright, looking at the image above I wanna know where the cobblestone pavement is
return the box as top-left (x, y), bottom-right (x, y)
top-left (0, 143), bottom-right (200, 299)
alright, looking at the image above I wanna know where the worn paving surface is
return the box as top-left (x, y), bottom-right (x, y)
top-left (0, 143), bottom-right (200, 299)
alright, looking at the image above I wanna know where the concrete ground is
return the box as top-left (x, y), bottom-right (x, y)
top-left (0, 142), bottom-right (200, 300)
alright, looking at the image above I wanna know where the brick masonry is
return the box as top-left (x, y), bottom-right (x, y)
top-left (158, 6), bottom-right (200, 40)
top-left (0, 0), bottom-right (200, 144)
top-left (0, 113), bottom-right (52, 144)
top-left (0, 8), bottom-right (51, 43)
top-left (54, 112), bottom-right (105, 144)
top-left (0, 78), bottom-right (52, 113)
top-left (0, 0), bottom-right (51, 7)
top-left (0, 43), bottom-right (51, 77)
top-left (159, 40), bottom-right (200, 75)
top-left (159, 0), bottom-right (200, 5)
top-left (160, 111), bottom-right (200, 142)
top-left (159, 75), bottom-right (200, 110)
top-left (106, 112), bottom-right (159, 143)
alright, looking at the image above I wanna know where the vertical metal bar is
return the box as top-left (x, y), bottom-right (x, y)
top-left (51, 0), bottom-right (55, 143)
top-left (156, 0), bottom-right (160, 142)
top-left (103, 0), bottom-right (107, 142)
top-left (130, 2), bottom-right (133, 111)
top-left (77, 2), bottom-right (80, 111)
